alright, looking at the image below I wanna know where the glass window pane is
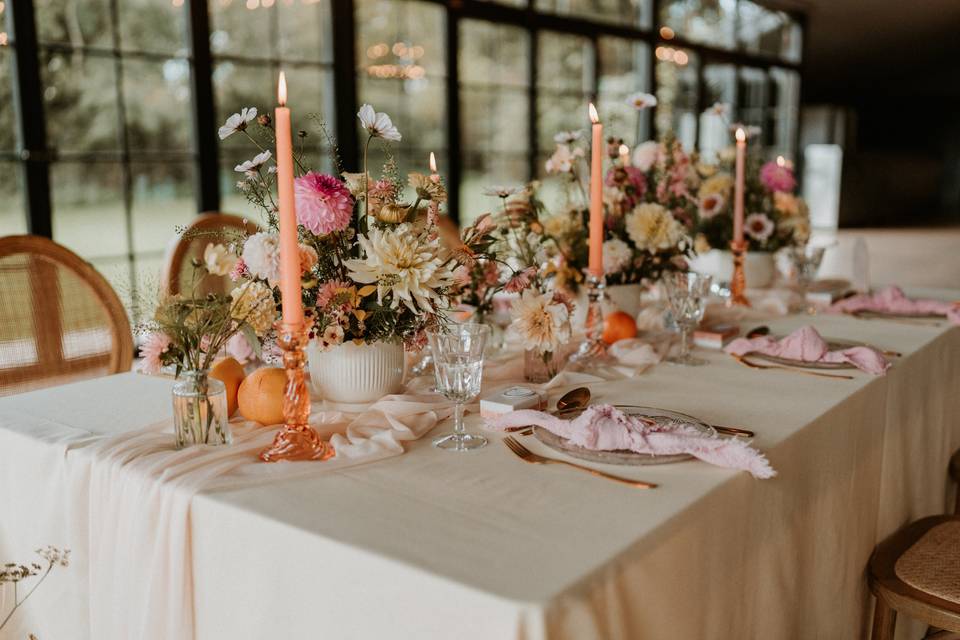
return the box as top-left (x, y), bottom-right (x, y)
top-left (51, 162), bottom-right (131, 296)
top-left (129, 162), bottom-right (195, 280)
top-left (769, 67), bottom-right (799, 159)
top-left (0, 0), bottom-right (9, 45)
top-left (598, 36), bottom-right (652, 143)
top-left (698, 62), bottom-right (735, 160)
top-left (537, 0), bottom-right (650, 28)
top-left (738, 66), bottom-right (767, 133)
top-left (213, 61), bottom-right (273, 152)
top-left (118, 0), bottom-right (188, 55)
top-left (277, 0), bottom-right (333, 62)
top-left (209, 0), bottom-right (272, 60)
top-left (537, 31), bottom-right (592, 152)
top-left (0, 47), bottom-right (16, 151)
top-left (659, 0), bottom-right (736, 49)
top-left (35, 0), bottom-right (112, 48)
top-left (356, 0), bottom-right (446, 174)
top-left (41, 51), bottom-right (120, 152)
top-left (459, 20), bottom-right (529, 225)
top-left (654, 46), bottom-right (698, 150)
top-left (738, 1), bottom-right (801, 62)
top-left (0, 162), bottom-right (26, 235)
top-left (123, 57), bottom-right (193, 151)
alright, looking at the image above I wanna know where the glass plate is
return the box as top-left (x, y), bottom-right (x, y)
top-left (747, 337), bottom-right (862, 370)
top-left (533, 405), bottom-right (715, 466)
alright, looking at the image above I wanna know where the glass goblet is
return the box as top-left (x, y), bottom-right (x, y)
top-left (428, 323), bottom-right (491, 451)
top-left (663, 271), bottom-right (713, 366)
top-left (788, 246), bottom-right (826, 314)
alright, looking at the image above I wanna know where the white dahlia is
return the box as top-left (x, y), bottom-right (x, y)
top-left (509, 289), bottom-right (571, 355)
top-left (602, 238), bottom-right (632, 275)
top-left (241, 232), bottom-right (281, 286)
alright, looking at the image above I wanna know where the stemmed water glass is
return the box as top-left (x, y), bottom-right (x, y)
top-left (663, 271), bottom-right (713, 366)
top-left (428, 323), bottom-right (491, 451)
top-left (787, 246), bottom-right (826, 314)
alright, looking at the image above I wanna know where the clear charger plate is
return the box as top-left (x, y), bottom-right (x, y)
top-left (533, 405), bottom-right (715, 466)
top-left (746, 337), bottom-right (863, 370)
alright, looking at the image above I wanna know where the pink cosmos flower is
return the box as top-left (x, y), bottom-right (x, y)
top-left (140, 332), bottom-right (172, 375)
top-left (294, 172), bottom-right (355, 235)
top-left (229, 257), bottom-right (249, 281)
top-left (759, 161), bottom-right (797, 193)
top-left (745, 212), bottom-right (775, 242)
top-left (698, 193), bottom-right (725, 220)
top-left (315, 279), bottom-right (355, 312)
top-left (504, 266), bottom-right (536, 293)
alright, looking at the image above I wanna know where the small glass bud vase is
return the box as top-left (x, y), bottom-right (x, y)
top-left (172, 370), bottom-right (231, 449)
top-left (524, 349), bottom-right (565, 383)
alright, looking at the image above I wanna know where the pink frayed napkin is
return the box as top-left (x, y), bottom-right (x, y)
top-left (725, 325), bottom-right (889, 375)
top-left (830, 285), bottom-right (960, 324)
top-left (487, 404), bottom-right (775, 479)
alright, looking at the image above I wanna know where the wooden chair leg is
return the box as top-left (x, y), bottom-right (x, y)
top-left (871, 597), bottom-right (897, 640)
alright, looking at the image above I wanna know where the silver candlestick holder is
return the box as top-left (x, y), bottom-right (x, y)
top-left (569, 272), bottom-right (611, 365)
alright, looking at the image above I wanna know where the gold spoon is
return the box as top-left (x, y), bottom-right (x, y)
top-left (506, 387), bottom-right (591, 434)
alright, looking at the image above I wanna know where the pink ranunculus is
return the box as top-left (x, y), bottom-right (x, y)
top-left (140, 332), bottom-right (172, 375)
top-left (294, 172), bottom-right (355, 235)
top-left (759, 161), bottom-right (797, 193)
top-left (229, 257), bottom-right (249, 281)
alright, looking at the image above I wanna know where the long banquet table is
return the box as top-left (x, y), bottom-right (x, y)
top-left (2, 294), bottom-right (959, 639)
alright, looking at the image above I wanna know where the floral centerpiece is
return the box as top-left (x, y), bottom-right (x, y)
top-left (692, 149), bottom-right (810, 253)
top-left (541, 110), bottom-right (696, 298)
top-left (219, 103), bottom-right (481, 405)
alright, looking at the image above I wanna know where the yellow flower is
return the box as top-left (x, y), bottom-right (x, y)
top-left (774, 191), bottom-right (808, 218)
top-left (543, 211), bottom-right (579, 239)
top-left (376, 203), bottom-right (410, 224)
top-left (230, 281), bottom-right (276, 336)
top-left (625, 203), bottom-right (685, 253)
top-left (696, 162), bottom-right (718, 178)
top-left (694, 233), bottom-right (712, 254)
top-left (698, 173), bottom-right (734, 200)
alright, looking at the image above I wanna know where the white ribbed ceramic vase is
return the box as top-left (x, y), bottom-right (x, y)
top-left (307, 340), bottom-right (405, 411)
top-left (689, 250), bottom-right (777, 289)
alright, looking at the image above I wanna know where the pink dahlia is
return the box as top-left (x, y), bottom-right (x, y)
top-left (294, 172), bottom-right (354, 235)
top-left (140, 332), bottom-right (172, 375)
top-left (759, 161), bottom-right (797, 193)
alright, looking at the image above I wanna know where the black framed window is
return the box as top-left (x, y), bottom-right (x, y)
top-left (1, 0), bottom-right (805, 302)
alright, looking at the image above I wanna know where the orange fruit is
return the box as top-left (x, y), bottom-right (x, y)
top-left (210, 357), bottom-right (246, 417)
top-left (602, 311), bottom-right (638, 345)
top-left (237, 367), bottom-right (287, 426)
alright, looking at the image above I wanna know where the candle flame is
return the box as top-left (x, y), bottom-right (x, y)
top-left (735, 127), bottom-right (746, 142)
top-left (776, 155), bottom-right (785, 167)
top-left (429, 151), bottom-right (437, 173)
top-left (618, 144), bottom-right (629, 156)
top-left (278, 71), bottom-right (287, 106)
top-left (588, 103), bottom-right (600, 124)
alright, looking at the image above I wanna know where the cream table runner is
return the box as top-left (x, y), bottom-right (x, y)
top-left (1, 295), bottom-right (958, 639)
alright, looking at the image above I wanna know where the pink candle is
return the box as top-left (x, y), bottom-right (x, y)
top-left (588, 103), bottom-right (604, 278)
top-left (733, 127), bottom-right (746, 245)
top-left (275, 72), bottom-right (303, 326)
top-left (429, 151), bottom-right (439, 183)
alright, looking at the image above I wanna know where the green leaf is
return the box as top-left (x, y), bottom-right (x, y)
top-left (240, 323), bottom-right (263, 359)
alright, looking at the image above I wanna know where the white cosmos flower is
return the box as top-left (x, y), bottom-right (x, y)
top-left (744, 212), bottom-right (775, 242)
top-left (482, 185), bottom-right (524, 198)
top-left (553, 130), bottom-right (583, 144)
top-left (218, 107), bottom-right (257, 140)
top-left (344, 223), bottom-right (454, 314)
top-left (545, 144), bottom-right (584, 174)
top-left (357, 104), bottom-right (402, 142)
top-left (509, 289), bottom-right (571, 355)
top-left (234, 150), bottom-right (272, 174)
top-left (202, 242), bottom-right (238, 276)
top-left (626, 91), bottom-right (658, 110)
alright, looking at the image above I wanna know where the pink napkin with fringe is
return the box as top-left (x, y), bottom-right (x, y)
top-left (830, 285), bottom-right (960, 324)
top-left (725, 325), bottom-right (889, 375)
top-left (487, 404), bottom-right (775, 479)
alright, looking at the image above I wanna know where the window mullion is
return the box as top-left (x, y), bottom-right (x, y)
top-left (187, 0), bottom-right (220, 213)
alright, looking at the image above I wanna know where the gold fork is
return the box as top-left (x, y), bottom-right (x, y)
top-left (502, 436), bottom-right (657, 489)
top-left (732, 354), bottom-right (855, 380)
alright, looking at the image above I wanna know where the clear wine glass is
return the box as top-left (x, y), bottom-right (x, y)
top-left (428, 323), bottom-right (491, 451)
top-left (663, 271), bottom-right (713, 366)
top-left (788, 246), bottom-right (826, 314)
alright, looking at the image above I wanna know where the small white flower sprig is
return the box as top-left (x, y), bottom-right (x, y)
top-left (0, 547), bottom-right (71, 632)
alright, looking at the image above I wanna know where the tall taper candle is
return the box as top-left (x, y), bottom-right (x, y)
top-left (733, 127), bottom-right (746, 245)
top-left (275, 72), bottom-right (303, 326)
top-left (588, 103), bottom-right (604, 277)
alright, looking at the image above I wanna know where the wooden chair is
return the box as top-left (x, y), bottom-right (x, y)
top-left (951, 450), bottom-right (960, 515)
top-left (160, 212), bottom-right (259, 296)
top-left (0, 235), bottom-right (134, 397)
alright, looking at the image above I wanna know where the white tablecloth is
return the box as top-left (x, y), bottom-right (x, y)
top-left (2, 299), bottom-right (959, 639)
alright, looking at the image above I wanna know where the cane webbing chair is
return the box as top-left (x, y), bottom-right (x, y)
top-left (160, 212), bottom-right (259, 297)
top-left (0, 235), bottom-right (134, 397)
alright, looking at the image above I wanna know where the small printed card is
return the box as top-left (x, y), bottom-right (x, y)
top-left (693, 322), bottom-right (741, 350)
